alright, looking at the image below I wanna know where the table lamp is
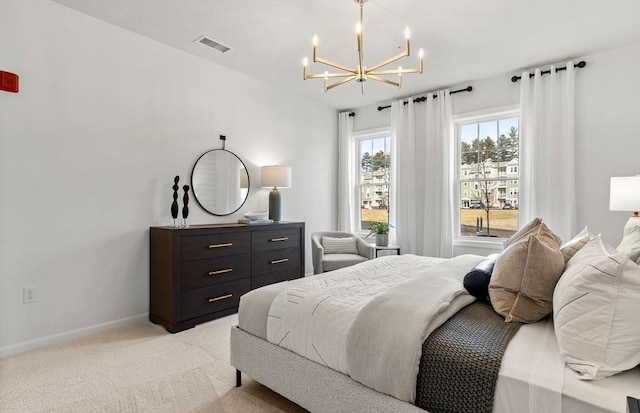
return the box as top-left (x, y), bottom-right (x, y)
top-left (609, 175), bottom-right (640, 236)
top-left (261, 166), bottom-right (292, 222)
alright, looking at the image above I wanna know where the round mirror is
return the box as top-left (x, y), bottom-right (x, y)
top-left (191, 149), bottom-right (250, 216)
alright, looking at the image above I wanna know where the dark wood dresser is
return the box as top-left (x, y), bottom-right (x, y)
top-left (149, 221), bottom-right (305, 333)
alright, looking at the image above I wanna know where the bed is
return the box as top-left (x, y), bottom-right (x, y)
top-left (230, 251), bottom-right (640, 413)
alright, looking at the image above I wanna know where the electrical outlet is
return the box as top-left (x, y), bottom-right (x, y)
top-left (23, 287), bottom-right (36, 304)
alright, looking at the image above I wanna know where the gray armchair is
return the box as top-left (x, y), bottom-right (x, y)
top-left (311, 231), bottom-right (374, 274)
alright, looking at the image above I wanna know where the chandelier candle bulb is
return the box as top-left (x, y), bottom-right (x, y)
top-left (404, 28), bottom-right (410, 52)
top-left (313, 35), bottom-right (318, 61)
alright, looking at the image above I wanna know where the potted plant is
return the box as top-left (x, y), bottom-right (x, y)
top-left (367, 222), bottom-right (390, 246)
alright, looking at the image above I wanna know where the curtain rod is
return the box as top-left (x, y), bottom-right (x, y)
top-left (376, 86), bottom-right (473, 112)
top-left (510, 60), bottom-right (586, 82)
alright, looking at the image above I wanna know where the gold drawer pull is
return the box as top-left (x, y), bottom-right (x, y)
top-left (208, 294), bottom-right (232, 303)
top-left (209, 268), bottom-right (233, 276)
top-left (271, 258), bottom-right (289, 265)
top-left (270, 237), bottom-right (288, 242)
top-left (209, 242), bottom-right (233, 249)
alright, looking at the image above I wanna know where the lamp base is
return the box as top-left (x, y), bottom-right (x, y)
top-left (269, 188), bottom-right (282, 222)
top-left (623, 215), bottom-right (640, 237)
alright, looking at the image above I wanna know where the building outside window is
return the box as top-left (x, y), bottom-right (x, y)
top-left (456, 111), bottom-right (519, 239)
top-left (358, 132), bottom-right (391, 231)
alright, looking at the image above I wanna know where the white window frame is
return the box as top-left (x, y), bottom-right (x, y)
top-left (452, 105), bottom-right (520, 248)
top-left (352, 127), bottom-right (392, 237)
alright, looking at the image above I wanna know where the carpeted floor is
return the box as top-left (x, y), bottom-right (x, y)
top-left (0, 314), bottom-right (308, 413)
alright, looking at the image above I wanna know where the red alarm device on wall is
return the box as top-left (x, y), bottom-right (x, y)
top-left (0, 71), bottom-right (19, 93)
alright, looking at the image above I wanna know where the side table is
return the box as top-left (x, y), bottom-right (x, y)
top-left (373, 244), bottom-right (401, 258)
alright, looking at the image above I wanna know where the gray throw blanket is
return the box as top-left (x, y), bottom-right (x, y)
top-left (416, 301), bottom-right (522, 413)
top-left (346, 255), bottom-right (482, 403)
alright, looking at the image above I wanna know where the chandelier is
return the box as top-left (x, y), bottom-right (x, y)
top-left (302, 0), bottom-right (424, 94)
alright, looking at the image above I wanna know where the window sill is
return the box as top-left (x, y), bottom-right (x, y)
top-left (453, 238), bottom-right (505, 250)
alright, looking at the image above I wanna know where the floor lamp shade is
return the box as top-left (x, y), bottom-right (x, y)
top-left (261, 166), bottom-right (292, 222)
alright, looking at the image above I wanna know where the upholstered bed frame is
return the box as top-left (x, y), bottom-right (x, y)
top-left (230, 326), bottom-right (424, 413)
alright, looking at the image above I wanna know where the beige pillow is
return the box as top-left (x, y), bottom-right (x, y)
top-left (503, 217), bottom-right (542, 249)
top-left (554, 235), bottom-right (640, 379)
top-left (490, 224), bottom-right (565, 323)
top-left (560, 226), bottom-right (591, 263)
top-left (321, 236), bottom-right (358, 255)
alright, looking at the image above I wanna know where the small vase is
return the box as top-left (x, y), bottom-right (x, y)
top-left (375, 234), bottom-right (388, 246)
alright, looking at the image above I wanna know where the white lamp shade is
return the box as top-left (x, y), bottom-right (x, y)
top-left (610, 176), bottom-right (640, 211)
top-left (261, 166), bottom-right (292, 189)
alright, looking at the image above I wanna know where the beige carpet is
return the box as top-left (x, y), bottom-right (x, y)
top-left (0, 314), bottom-right (308, 413)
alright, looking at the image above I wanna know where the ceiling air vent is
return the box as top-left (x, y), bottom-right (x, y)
top-left (194, 35), bottom-right (231, 53)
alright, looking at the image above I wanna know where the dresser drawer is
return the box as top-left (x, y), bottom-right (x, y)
top-left (252, 247), bottom-right (302, 276)
top-left (181, 232), bottom-right (250, 261)
top-left (252, 269), bottom-right (303, 290)
top-left (252, 228), bottom-right (301, 252)
top-left (181, 254), bottom-right (250, 291)
top-left (181, 279), bottom-right (250, 321)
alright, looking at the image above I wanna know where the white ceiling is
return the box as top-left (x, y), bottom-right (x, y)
top-left (52, 0), bottom-right (640, 111)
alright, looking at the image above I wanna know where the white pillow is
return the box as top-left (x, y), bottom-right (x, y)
top-left (553, 235), bottom-right (640, 379)
top-left (321, 236), bottom-right (359, 255)
top-left (560, 226), bottom-right (591, 263)
top-left (617, 225), bottom-right (640, 263)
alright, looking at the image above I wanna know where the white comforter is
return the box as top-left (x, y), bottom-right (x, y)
top-left (266, 253), bottom-right (483, 403)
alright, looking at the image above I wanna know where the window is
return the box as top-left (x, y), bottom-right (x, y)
top-left (357, 131), bottom-right (391, 231)
top-left (456, 110), bottom-right (519, 239)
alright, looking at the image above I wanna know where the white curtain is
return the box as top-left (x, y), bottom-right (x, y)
top-left (337, 111), bottom-right (359, 232)
top-left (519, 62), bottom-right (576, 241)
top-left (390, 90), bottom-right (454, 257)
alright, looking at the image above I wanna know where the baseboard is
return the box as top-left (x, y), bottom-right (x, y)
top-left (0, 313), bottom-right (149, 358)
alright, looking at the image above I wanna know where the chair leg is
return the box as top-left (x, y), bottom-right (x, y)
top-left (236, 369), bottom-right (242, 387)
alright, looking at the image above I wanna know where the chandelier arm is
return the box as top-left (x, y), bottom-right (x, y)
top-left (367, 74), bottom-right (400, 88)
top-left (357, 49), bottom-right (365, 82)
top-left (305, 71), bottom-right (357, 79)
top-left (366, 49), bottom-right (411, 73)
top-left (326, 76), bottom-right (356, 91)
top-left (314, 56), bottom-right (354, 73)
top-left (369, 66), bottom-right (422, 76)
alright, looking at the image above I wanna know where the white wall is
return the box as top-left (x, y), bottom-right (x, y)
top-left (0, 0), bottom-right (337, 355)
top-left (353, 43), bottom-right (640, 255)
